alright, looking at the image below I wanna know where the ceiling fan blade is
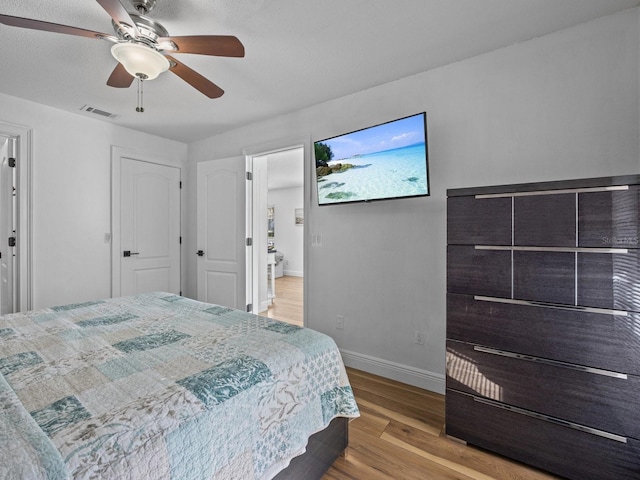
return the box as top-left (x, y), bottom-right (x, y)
top-left (0, 14), bottom-right (115, 40)
top-left (159, 35), bottom-right (245, 57)
top-left (95, 0), bottom-right (141, 38)
top-left (107, 63), bottom-right (134, 88)
top-left (166, 56), bottom-right (224, 98)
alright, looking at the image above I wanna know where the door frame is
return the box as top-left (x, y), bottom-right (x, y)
top-left (111, 146), bottom-right (182, 297)
top-left (243, 135), bottom-right (310, 323)
top-left (0, 137), bottom-right (14, 314)
top-left (0, 121), bottom-right (32, 312)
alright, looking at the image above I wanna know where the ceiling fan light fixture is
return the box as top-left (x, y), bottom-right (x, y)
top-left (111, 42), bottom-right (169, 80)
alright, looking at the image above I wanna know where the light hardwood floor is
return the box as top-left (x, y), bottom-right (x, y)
top-left (270, 276), bottom-right (559, 479)
top-left (326, 368), bottom-right (559, 480)
top-left (260, 275), bottom-right (304, 326)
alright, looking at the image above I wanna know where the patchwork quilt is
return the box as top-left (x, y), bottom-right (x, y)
top-left (0, 292), bottom-right (359, 479)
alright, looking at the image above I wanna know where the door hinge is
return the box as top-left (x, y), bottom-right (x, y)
top-left (247, 303), bottom-right (252, 312)
top-left (8, 157), bottom-right (16, 168)
top-left (179, 236), bottom-right (182, 244)
top-left (179, 181), bottom-right (182, 189)
top-left (246, 237), bottom-right (253, 246)
top-left (8, 236), bottom-right (16, 247)
top-left (246, 171), bottom-right (252, 181)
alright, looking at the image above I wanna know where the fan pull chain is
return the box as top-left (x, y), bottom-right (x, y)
top-left (136, 76), bottom-right (145, 113)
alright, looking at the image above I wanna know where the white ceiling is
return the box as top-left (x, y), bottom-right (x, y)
top-left (1, 0), bottom-right (639, 144)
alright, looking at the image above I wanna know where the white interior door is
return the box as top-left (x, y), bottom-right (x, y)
top-left (0, 137), bottom-right (14, 314)
top-left (197, 157), bottom-right (245, 309)
top-left (119, 158), bottom-right (181, 296)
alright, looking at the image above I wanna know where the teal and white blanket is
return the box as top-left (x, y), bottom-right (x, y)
top-left (0, 292), bottom-right (359, 479)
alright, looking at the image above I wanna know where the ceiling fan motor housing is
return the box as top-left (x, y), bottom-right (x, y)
top-left (112, 14), bottom-right (169, 47)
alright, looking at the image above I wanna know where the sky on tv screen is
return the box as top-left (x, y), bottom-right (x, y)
top-left (322, 113), bottom-right (425, 160)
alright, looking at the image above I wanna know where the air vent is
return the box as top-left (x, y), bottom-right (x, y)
top-left (80, 105), bottom-right (118, 119)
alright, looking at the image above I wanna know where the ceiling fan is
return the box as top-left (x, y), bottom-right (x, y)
top-left (0, 0), bottom-right (244, 110)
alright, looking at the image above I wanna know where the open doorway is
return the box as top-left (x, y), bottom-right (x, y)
top-left (247, 146), bottom-right (304, 326)
top-left (0, 121), bottom-right (31, 314)
top-left (0, 136), bottom-right (16, 314)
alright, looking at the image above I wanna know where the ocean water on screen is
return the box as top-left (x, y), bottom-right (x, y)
top-left (318, 142), bottom-right (428, 204)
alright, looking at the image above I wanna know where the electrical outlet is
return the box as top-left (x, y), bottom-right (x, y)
top-left (336, 315), bottom-right (344, 330)
top-left (415, 331), bottom-right (425, 345)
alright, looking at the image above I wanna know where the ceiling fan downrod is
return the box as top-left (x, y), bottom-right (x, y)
top-left (130, 0), bottom-right (157, 15)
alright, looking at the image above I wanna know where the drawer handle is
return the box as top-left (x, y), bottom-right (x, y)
top-left (474, 245), bottom-right (629, 254)
top-left (474, 185), bottom-right (629, 199)
top-left (473, 345), bottom-right (628, 380)
top-left (473, 396), bottom-right (627, 443)
top-left (473, 295), bottom-right (628, 317)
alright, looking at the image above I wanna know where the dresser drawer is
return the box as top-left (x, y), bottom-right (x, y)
top-left (447, 246), bottom-right (511, 298)
top-left (514, 193), bottom-right (576, 247)
top-left (446, 340), bottom-right (640, 439)
top-left (577, 250), bottom-right (640, 312)
top-left (513, 250), bottom-right (575, 304)
top-left (446, 389), bottom-right (640, 480)
top-left (578, 187), bottom-right (640, 249)
top-left (447, 195), bottom-right (512, 245)
top-left (447, 294), bottom-right (640, 376)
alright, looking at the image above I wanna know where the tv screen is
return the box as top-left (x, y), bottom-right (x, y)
top-left (314, 112), bottom-right (429, 205)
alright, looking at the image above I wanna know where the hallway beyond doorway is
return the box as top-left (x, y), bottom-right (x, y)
top-left (260, 275), bottom-right (303, 326)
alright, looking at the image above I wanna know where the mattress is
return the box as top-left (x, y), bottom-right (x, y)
top-left (0, 292), bottom-right (359, 479)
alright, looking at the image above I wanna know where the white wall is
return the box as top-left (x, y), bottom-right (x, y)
top-left (0, 93), bottom-right (187, 309)
top-left (267, 186), bottom-right (304, 276)
top-left (187, 8), bottom-right (640, 393)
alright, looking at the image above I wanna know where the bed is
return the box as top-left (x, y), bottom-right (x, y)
top-left (0, 292), bottom-right (359, 479)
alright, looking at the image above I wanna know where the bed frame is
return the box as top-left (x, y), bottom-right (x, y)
top-left (274, 417), bottom-right (349, 479)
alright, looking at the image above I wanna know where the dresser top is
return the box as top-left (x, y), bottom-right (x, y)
top-left (447, 174), bottom-right (640, 197)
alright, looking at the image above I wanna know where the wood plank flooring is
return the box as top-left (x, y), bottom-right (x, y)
top-left (269, 276), bottom-right (560, 479)
top-left (325, 368), bottom-right (560, 480)
top-left (261, 275), bottom-right (304, 326)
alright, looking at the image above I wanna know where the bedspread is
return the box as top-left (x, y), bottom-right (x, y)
top-left (0, 292), bottom-right (359, 479)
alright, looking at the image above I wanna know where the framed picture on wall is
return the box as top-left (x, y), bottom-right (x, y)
top-left (295, 208), bottom-right (304, 225)
top-left (268, 206), bottom-right (275, 237)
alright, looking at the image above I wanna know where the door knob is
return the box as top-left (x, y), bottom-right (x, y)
top-left (123, 250), bottom-right (140, 257)
top-left (196, 250), bottom-right (205, 257)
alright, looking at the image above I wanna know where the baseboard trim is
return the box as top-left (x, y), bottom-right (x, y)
top-left (340, 349), bottom-right (445, 395)
top-left (283, 270), bottom-right (303, 277)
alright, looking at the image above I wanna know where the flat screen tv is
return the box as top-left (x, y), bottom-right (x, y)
top-left (314, 112), bottom-right (429, 205)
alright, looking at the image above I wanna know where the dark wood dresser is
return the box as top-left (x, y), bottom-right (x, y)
top-left (446, 175), bottom-right (640, 480)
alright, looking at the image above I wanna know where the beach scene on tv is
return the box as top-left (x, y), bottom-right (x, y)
top-left (315, 113), bottom-right (429, 205)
